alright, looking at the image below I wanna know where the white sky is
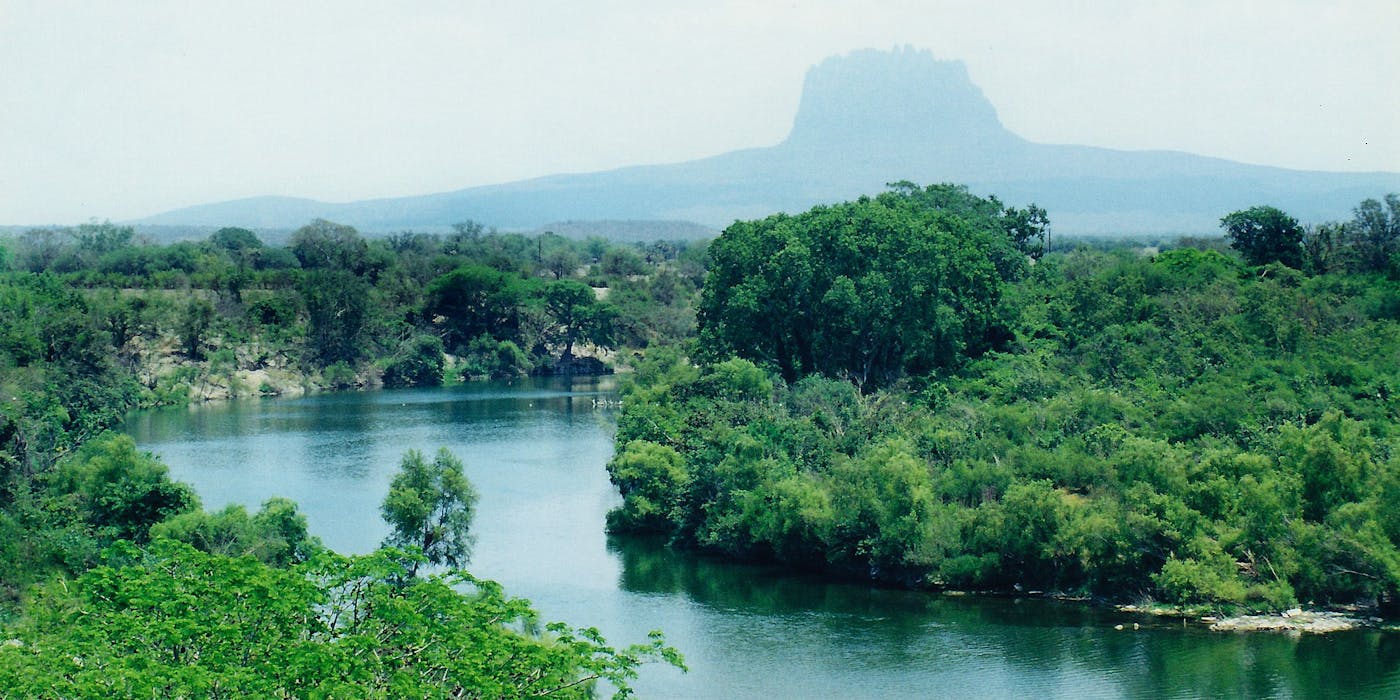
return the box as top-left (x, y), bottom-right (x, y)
top-left (1, 0), bottom-right (1397, 225)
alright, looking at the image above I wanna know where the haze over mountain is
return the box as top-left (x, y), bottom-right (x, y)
top-left (139, 47), bottom-right (1400, 235)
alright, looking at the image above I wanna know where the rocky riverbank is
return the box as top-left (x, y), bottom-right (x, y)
top-left (1116, 603), bottom-right (1380, 634)
top-left (128, 335), bottom-right (618, 404)
top-left (128, 335), bottom-right (373, 403)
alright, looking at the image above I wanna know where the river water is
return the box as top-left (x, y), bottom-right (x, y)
top-left (122, 377), bottom-right (1400, 698)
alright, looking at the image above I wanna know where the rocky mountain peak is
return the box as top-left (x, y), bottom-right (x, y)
top-left (784, 47), bottom-right (1011, 148)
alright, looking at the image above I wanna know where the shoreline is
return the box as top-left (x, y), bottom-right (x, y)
top-left (656, 545), bottom-right (1393, 635)
top-left (1115, 602), bottom-right (1386, 634)
top-left (131, 360), bottom-right (1395, 637)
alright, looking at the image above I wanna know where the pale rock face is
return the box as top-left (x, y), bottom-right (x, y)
top-left (785, 48), bottom-right (1011, 150)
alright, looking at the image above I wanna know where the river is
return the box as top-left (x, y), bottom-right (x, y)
top-left (122, 377), bottom-right (1400, 698)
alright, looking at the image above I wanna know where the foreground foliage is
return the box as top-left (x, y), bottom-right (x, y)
top-left (0, 540), bottom-right (682, 698)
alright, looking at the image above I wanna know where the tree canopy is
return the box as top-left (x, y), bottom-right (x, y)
top-left (381, 448), bottom-right (479, 574)
top-left (0, 540), bottom-right (682, 698)
top-left (696, 182), bottom-right (1034, 387)
top-left (1220, 205), bottom-right (1304, 268)
top-left (610, 190), bottom-right (1400, 615)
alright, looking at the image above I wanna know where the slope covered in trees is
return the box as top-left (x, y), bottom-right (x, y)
top-left (608, 185), bottom-right (1400, 614)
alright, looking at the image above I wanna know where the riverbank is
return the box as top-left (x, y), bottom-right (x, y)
top-left (124, 385), bottom-right (1400, 698)
top-left (121, 355), bottom-right (1398, 635)
top-left (936, 588), bottom-right (1384, 634)
top-left (130, 335), bottom-right (618, 405)
top-left (1116, 602), bottom-right (1385, 634)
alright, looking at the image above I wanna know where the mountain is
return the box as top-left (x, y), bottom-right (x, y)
top-left (138, 47), bottom-right (1400, 236)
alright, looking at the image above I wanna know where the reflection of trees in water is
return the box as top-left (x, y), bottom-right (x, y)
top-left (610, 535), bottom-right (1400, 698)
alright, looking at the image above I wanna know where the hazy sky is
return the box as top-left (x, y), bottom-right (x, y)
top-left (2, 0), bottom-right (1397, 225)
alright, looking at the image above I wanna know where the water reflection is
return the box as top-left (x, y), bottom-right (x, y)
top-left (611, 535), bottom-right (1400, 698)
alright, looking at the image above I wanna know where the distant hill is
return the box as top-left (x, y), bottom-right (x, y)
top-left (138, 47), bottom-right (1400, 236)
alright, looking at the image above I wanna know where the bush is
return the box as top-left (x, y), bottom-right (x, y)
top-left (382, 335), bottom-right (445, 388)
top-left (321, 361), bottom-right (358, 389)
top-left (458, 335), bottom-right (532, 379)
top-left (45, 434), bottom-right (199, 542)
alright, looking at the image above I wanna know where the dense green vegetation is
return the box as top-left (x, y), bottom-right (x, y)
top-left (0, 540), bottom-right (679, 697)
top-left (0, 222), bottom-right (696, 694)
top-left (3, 220), bottom-right (704, 393)
top-left (697, 183), bottom-right (1044, 386)
top-left (609, 185), bottom-right (1400, 614)
top-left (0, 221), bottom-right (701, 586)
top-left (2, 181), bottom-right (1397, 694)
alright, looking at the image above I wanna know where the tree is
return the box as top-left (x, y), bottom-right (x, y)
top-left (450, 219), bottom-right (486, 240)
top-left (544, 280), bottom-right (615, 360)
top-left (16, 228), bottom-right (67, 272)
top-left (543, 245), bottom-right (582, 280)
top-left (606, 440), bottom-right (689, 533)
top-left (46, 434), bottom-right (198, 542)
top-left (1220, 205), bottom-right (1304, 268)
top-left (149, 497), bottom-right (321, 566)
top-left (1349, 193), bottom-right (1400, 273)
top-left (423, 265), bottom-right (523, 351)
top-left (696, 183), bottom-right (1028, 386)
top-left (1003, 203), bottom-right (1050, 259)
top-left (289, 219), bottom-right (370, 274)
top-left (601, 246), bottom-right (647, 276)
top-left (0, 540), bottom-right (683, 697)
top-left (72, 221), bottom-right (135, 257)
top-left (382, 334), bottom-right (445, 387)
top-left (381, 448), bottom-right (478, 574)
top-left (301, 269), bottom-right (371, 364)
top-left (207, 227), bottom-right (263, 253)
top-left (177, 297), bottom-right (215, 359)
top-left (1301, 222), bottom-right (1346, 275)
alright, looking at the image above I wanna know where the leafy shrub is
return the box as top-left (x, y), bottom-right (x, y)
top-left (458, 335), bottom-right (532, 379)
top-left (321, 361), bottom-right (357, 389)
top-left (382, 334), bottom-right (445, 388)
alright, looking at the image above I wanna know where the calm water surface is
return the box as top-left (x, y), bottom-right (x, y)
top-left (123, 378), bottom-right (1400, 698)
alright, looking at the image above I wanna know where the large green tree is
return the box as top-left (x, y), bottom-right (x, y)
top-left (1220, 205), bottom-right (1304, 268)
top-left (288, 218), bottom-right (370, 274)
top-left (423, 265), bottom-right (524, 351)
top-left (696, 183), bottom-right (1029, 386)
top-left (301, 268), bottom-right (372, 364)
top-left (1349, 193), bottom-right (1400, 273)
top-left (207, 226), bottom-right (263, 253)
top-left (544, 279), bottom-right (615, 360)
top-left (46, 434), bottom-right (198, 542)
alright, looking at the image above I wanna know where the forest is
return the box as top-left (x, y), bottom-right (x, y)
top-left (607, 185), bottom-right (1400, 614)
top-left (1, 184), bottom-right (1398, 692)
